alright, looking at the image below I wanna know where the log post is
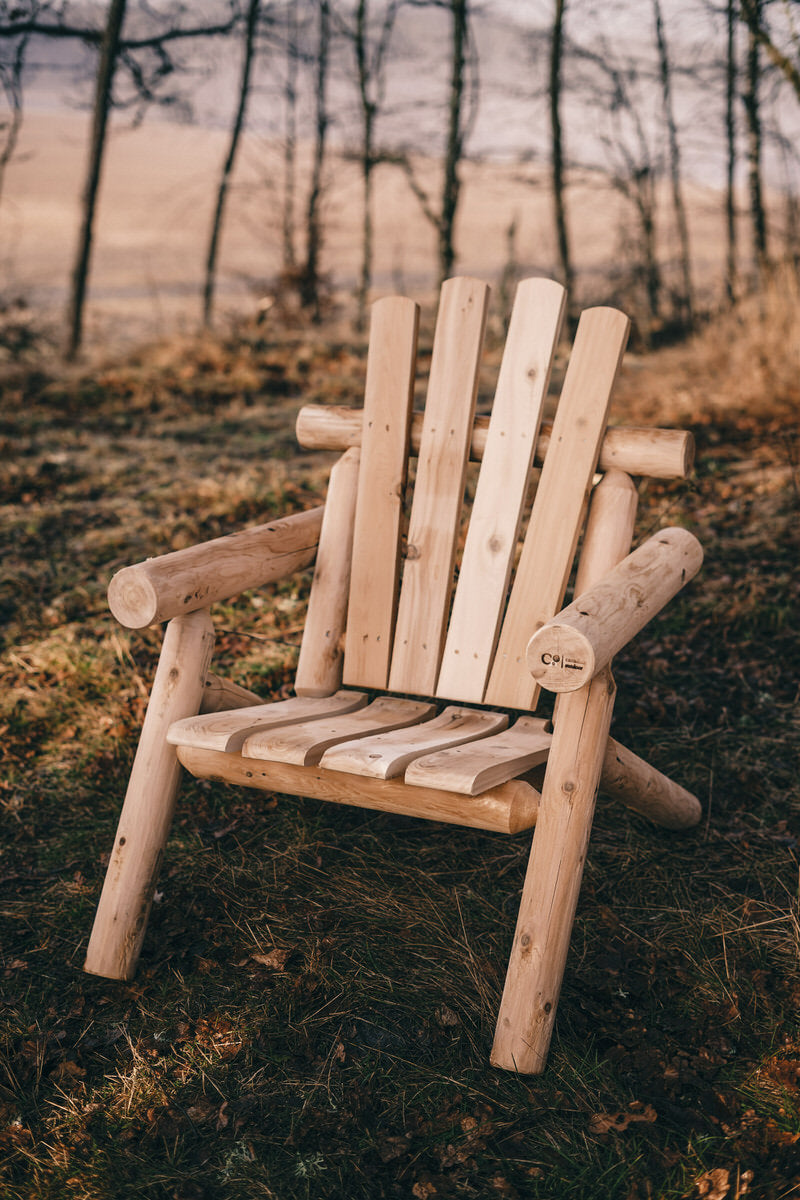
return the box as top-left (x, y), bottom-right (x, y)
top-left (602, 737), bottom-right (701, 830)
top-left (84, 609), bottom-right (215, 980)
top-left (490, 669), bottom-right (617, 1072)
top-left (491, 470), bottom-right (637, 1074)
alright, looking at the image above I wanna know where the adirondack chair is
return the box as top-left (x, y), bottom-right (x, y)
top-left (84, 277), bottom-right (703, 1074)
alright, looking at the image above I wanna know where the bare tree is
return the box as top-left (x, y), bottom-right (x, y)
top-left (549, 0), bottom-right (572, 296)
top-left (574, 42), bottom-right (663, 337)
top-left (203, 0), bottom-right (260, 327)
top-left (393, 0), bottom-right (474, 285)
top-left (439, 0), bottom-right (468, 281)
top-left (740, 0), bottom-right (800, 101)
top-left (0, 2), bottom-right (241, 355)
top-left (0, 26), bottom-right (28, 203)
top-left (725, 0), bottom-right (738, 302)
top-left (65, 0), bottom-right (127, 361)
top-left (742, 0), bottom-right (769, 278)
top-left (341, 0), bottom-right (402, 329)
top-left (298, 0), bottom-right (331, 320)
top-left (652, 0), bottom-right (693, 327)
top-left (282, 0), bottom-right (299, 274)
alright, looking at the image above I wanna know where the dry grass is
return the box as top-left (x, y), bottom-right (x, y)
top-left (0, 280), bottom-right (799, 1199)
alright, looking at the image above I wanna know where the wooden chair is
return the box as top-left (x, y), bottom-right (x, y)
top-left (84, 277), bottom-right (703, 1074)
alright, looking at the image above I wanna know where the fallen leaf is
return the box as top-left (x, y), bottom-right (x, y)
top-left (589, 1104), bottom-right (657, 1134)
top-left (694, 1168), bottom-right (730, 1199)
top-left (251, 947), bottom-right (290, 970)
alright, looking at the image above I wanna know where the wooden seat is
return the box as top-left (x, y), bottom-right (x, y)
top-left (84, 276), bottom-right (703, 1074)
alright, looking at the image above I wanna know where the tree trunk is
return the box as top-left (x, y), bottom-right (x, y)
top-left (282, 0), bottom-right (298, 273)
top-left (549, 0), bottom-right (572, 296)
top-left (743, 0), bottom-right (768, 279)
top-left (355, 0), bottom-right (374, 332)
top-left (64, 0), bottom-right (127, 360)
top-left (0, 33), bottom-right (28, 204)
top-left (203, 0), bottom-right (259, 327)
top-left (725, 0), bottom-right (738, 303)
top-left (299, 0), bottom-right (330, 320)
top-left (439, 0), bottom-right (468, 283)
top-left (638, 170), bottom-right (661, 328)
top-left (653, 0), bottom-right (693, 327)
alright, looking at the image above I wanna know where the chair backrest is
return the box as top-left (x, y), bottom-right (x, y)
top-left (300, 276), bottom-right (633, 713)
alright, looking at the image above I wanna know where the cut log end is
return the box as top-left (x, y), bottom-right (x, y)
top-left (108, 565), bottom-right (159, 629)
top-left (526, 626), bottom-right (596, 692)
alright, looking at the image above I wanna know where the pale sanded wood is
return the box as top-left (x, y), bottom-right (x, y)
top-left (485, 306), bottom-right (631, 711)
top-left (320, 705), bottom-right (508, 780)
top-left (177, 744), bottom-right (540, 835)
top-left (295, 447), bottom-right (361, 696)
top-left (200, 673), bottom-right (263, 714)
top-left (572, 471), bottom-right (639, 598)
top-left (241, 696), bottom-right (436, 766)
top-left (436, 278), bottom-right (566, 702)
top-left (108, 506), bottom-right (324, 630)
top-left (490, 668), bottom-right (617, 1073)
top-left (491, 447), bottom-right (639, 1073)
top-left (602, 737), bottom-right (701, 830)
top-left (343, 297), bottom-right (420, 690)
top-left (404, 716), bottom-right (552, 796)
top-left (85, 610), bottom-right (215, 981)
top-left (166, 690), bottom-right (369, 754)
top-left (296, 406), bottom-right (695, 480)
top-left (527, 526), bottom-right (704, 692)
top-left (388, 277), bottom-right (490, 696)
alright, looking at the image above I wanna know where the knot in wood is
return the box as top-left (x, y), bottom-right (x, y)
top-left (405, 544), bottom-right (421, 561)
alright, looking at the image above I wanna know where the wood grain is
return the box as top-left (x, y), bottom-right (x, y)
top-left (177, 745), bottom-right (540, 834)
top-left (108, 506), bottom-right (324, 629)
top-left (436, 278), bottom-right (565, 702)
top-left (167, 690), bottom-right (369, 754)
top-left (84, 610), bottom-right (215, 980)
top-left (241, 696), bottom-right (436, 766)
top-left (389, 277), bottom-right (490, 696)
top-left (296, 407), bottom-right (695, 479)
top-left (490, 668), bottom-right (617, 1073)
top-left (404, 716), bottom-right (552, 796)
top-left (320, 705), bottom-right (508, 779)
top-left (527, 526), bottom-right (704, 692)
top-left (343, 297), bottom-right (419, 689)
top-left (485, 306), bottom-right (631, 711)
top-left (295, 447), bottom-right (361, 696)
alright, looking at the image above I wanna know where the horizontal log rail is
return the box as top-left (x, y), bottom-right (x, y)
top-left (526, 527), bottom-right (704, 692)
top-left (177, 744), bottom-right (541, 835)
top-left (296, 404), bottom-right (695, 480)
top-left (108, 506), bottom-right (324, 629)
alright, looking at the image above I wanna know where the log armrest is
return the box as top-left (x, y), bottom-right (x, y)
top-left (108, 506), bottom-right (324, 629)
top-left (526, 526), bottom-right (703, 693)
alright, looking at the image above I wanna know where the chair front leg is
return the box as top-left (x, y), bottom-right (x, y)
top-left (491, 667), bottom-right (616, 1074)
top-left (84, 609), bottom-right (215, 981)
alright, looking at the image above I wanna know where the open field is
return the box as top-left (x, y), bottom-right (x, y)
top-left (1, 262), bottom-right (799, 1197)
top-left (1, 110), bottom-right (754, 351)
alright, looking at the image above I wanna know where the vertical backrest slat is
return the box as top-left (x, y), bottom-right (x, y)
top-left (436, 277), bottom-right (566, 703)
top-left (342, 296), bottom-right (420, 690)
top-left (388, 277), bottom-right (490, 697)
top-left (484, 306), bottom-right (631, 711)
